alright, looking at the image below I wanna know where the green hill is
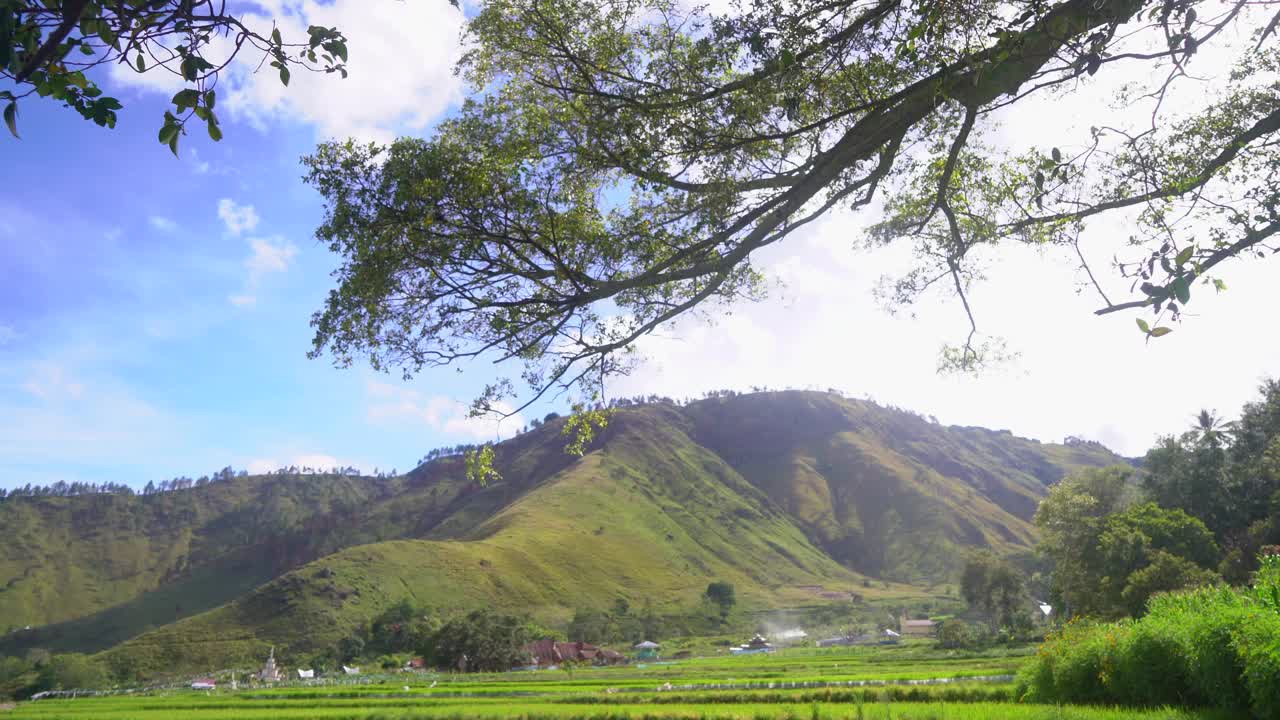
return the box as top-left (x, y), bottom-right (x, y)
top-left (681, 392), bottom-right (1117, 581)
top-left (0, 391), bottom-right (1122, 674)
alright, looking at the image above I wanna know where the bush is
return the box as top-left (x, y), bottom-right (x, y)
top-left (1017, 555), bottom-right (1280, 718)
top-left (1107, 619), bottom-right (1189, 706)
top-left (32, 653), bottom-right (108, 693)
top-left (429, 609), bottom-right (532, 672)
top-left (935, 619), bottom-right (974, 649)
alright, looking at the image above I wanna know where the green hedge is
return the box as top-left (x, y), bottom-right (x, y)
top-left (1016, 555), bottom-right (1280, 718)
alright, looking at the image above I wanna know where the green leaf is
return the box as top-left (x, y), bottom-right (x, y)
top-left (1175, 246), bottom-right (1194, 266)
top-left (203, 89), bottom-right (216, 110)
top-left (136, 54), bottom-right (146, 72)
top-left (271, 27), bottom-right (282, 47)
top-left (168, 133), bottom-right (179, 157)
top-left (1051, 147), bottom-right (1062, 163)
top-left (171, 88), bottom-right (200, 110)
top-left (278, 64), bottom-right (290, 86)
top-left (158, 122), bottom-right (179, 145)
top-left (1149, 327), bottom-right (1173, 338)
top-left (1136, 318), bottom-right (1150, 334)
top-left (3, 101), bottom-right (17, 138)
top-left (207, 120), bottom-right (222, 142)
top-left (1213, 278), bottom-right (1227, 293)
top-left (99, 21), bottom-right (116, 49)
top-left (1171, 276), bottom-right (1191, 304)
top-left (181, 56), bottom-right (200, 81)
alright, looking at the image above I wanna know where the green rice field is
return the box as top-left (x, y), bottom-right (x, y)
top-left (2, 644), bottom-right (1237, 719)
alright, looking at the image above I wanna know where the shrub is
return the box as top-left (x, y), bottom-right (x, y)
top-left (935, 619), bottom-right (973, 649)
top-left (1233, 608), bottom-right (1280, 718)
top-left (1107, 619), bottom-right (1188, 705)
top-left (1017, 554), bottom-right (1280, 718)
top-left (1016, 619), bottom-right (1119, 705)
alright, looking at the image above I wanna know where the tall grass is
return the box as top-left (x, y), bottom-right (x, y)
top-left (1016, 555), bottom-right (1280, 718)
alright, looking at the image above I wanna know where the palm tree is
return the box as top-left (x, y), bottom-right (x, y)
top-left (1194, 409), bottom-right (1235, 449)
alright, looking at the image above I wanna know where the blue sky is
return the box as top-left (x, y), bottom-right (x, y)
top-left (0, 0), bottom-right (531, 488)
top-left (3, 1), bottom-right (1279, 490)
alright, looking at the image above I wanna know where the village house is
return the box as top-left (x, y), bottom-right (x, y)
top-left (526, 639), bottom-right (626, 667)
top-left (899, 614), bottom-right (937, 638)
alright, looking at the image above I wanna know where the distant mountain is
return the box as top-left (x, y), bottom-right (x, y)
top-left (0, 391), bottom-right (1122, 675)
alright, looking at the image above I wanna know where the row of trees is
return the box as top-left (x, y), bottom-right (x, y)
top-left (1032, 380), bottom-right (1280, 620)
top-left (314, 585), bottom-right (737, 674)
top-left (304, 602), bottom-right (550, 674)
top-left (2, 464), bottom-right (395, 503)
top-left (0, 481), bottom-right (135, 500)
top-left (0, 652), bottom-right (108, 699)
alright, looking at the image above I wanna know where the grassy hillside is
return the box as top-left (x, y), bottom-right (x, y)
top-left (1, 390), bottom-right (1123, 673)
top-left (98, 411), bottom-right (886, 677)
top-left (680, 392), bottom-right (1119, 582)
top-left (0, 474), bottom-right (402, 630)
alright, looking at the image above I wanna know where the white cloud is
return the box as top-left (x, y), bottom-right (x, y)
top-left (245, 236), bottom-right (297, 275)
top-left (218, 198), bottom-right (261, 235)
top-left (111, 0), bottom-right (467, 142)
top-left (365, 379), bottom-right (524, 441)
top-left (246, 453), bottom-right (355, 473)
top-left (246, 457), bottom-right (277, 474)
top-left (190, 148), bottom-right (212, 175)
top-left (148, 215), bottom-right (178, 232)
top-left (21, 363), bottom-right (84, 400)
top-left (229, 236), bottom-right (298, 308)
top-left (0, 357), bottom-right (176, 480)
top-left (610, 206), bottom-right (1280, 457)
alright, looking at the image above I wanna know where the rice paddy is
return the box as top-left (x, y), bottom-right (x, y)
top-left (3, 644), bottom-right (1234, 719)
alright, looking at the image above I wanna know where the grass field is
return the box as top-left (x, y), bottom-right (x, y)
top-left (2, 644), bottom-right (1236, 720)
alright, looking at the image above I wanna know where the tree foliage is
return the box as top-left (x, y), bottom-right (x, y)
top-left (305, 0), bottom-right (1280, 411)
top-left (0, 0), bottom-right (388, 151)
top-left (32, 653), bottom-right (107, 693)
top-left (1035, 466), bottom-right (1221, 618)
top-left (960, 551), bottom-right (1028, 631)
top-left (1144, 380), bottom-right (1280, 578)
top-left (704, 580), bottom-right (736, 621)
top-left (427, 609), bottom-right (532, 672)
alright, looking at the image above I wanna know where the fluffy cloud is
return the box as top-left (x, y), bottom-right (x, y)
top-left (111, 0), bottom-right (467, 142)
top-left (218, 198), bottom-right (260, 235)
top-left (228, 236), bottom-right (298, 307)
top-left (609, 205), bottom-right (1280, 457)
top-left (365, 379), bottom-right (525, 441)
top-left (148, 215), bottom-right (178, 232)
top-left (246, 453), bottom-right (362, 475)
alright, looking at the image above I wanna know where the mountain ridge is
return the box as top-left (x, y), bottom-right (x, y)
top-left (0, 390), bottom-right (1123, 674)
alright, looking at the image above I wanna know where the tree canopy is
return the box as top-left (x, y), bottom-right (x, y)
top-left (1032, 381), bottom-right (1280, 618)
top-left (304, 0), bottom-right (1280, 415)
top-left (960, 551), bottom-right (1029, 631)
top-left (1036, 466), bottom-right (1221, 617)
top-left (0, 0), bottom-right (423, 151)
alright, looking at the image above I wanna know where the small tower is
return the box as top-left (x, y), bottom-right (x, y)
top-left (259, 647), bottom-right (281, 683)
